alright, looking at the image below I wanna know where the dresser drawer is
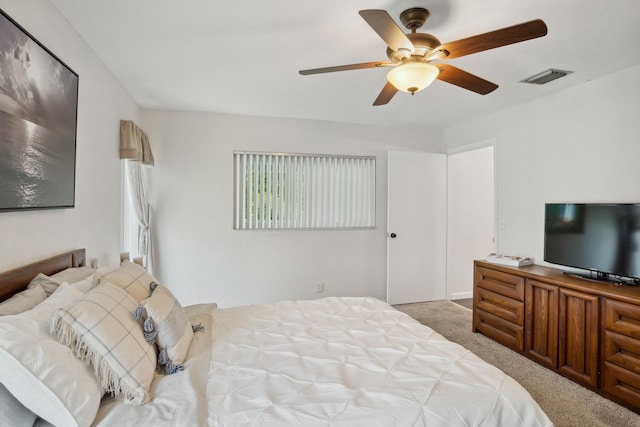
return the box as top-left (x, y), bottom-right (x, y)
top-left (474, 308), bottom-right (524, 351)
top-left (603, 330), bottom-right (640, 375)
top-left (602, 360), bottom-right (640, 408)
top-left (475, 266), bottom-right (525, 301)
top-left (475, 287), bottom-right (524, 326)
top-left (603, 299), bottom-right (640, 340)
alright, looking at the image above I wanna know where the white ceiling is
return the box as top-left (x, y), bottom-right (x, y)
top-left (50, 0), bottom-right (640, 130)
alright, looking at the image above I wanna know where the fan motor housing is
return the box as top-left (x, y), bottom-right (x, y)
top-left (399, 8), bottom-right (430, 30)
top-left (387, 32), bottom-right (441, 61)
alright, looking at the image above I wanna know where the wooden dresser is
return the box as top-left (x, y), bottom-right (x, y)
top-left (473, 260), bottom-right (640, 412)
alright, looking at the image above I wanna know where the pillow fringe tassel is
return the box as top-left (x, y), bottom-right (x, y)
top-left (164, 361), bottom-right (184, 375)
top-left (134, 305), bottom-right (146, 320)
top-left (143, 317), bottom-right (157, 344)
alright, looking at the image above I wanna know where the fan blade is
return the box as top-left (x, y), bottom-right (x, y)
top-left (439, 19), bottom-right (547, 59)
top-left (299, 61), bottom-right (395, 75)
top-left (359, 9), bottom-right (414, 53)
top-left (436, 64), bottom-right (498, 95)
top-left (373, 82), bottom-right (398, 106)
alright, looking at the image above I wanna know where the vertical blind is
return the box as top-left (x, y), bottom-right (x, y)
top-left (234, 152), bottom-right (376, 230)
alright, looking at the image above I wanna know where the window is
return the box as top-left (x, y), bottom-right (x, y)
top-left (122, 160), bottom-right (152, 261)
top-left (122, 160), bottom-right (139, 257)
top-left (234, 152), bottom-right (376, 230)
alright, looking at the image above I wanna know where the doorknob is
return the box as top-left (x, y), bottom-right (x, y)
top-left (389, 233), bottom-right (397, 238)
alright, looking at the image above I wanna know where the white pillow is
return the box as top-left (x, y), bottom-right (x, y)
top-left (66, 275), bottom-right (96, 293)
top-left (50, 266), bottom-right (95, 284)
top-left (137, 283), bottom-right (194, 374)
top-left (0, 382), bottom-right (37, 427)
top-left (94, 260), bottom-right (156, 302)
top-left (50, 281), bottom-right (157, 405)
top-left (0, 283), bottom-right (101, 427)
top-left (28, 273), bottom-right (60, 295)
top-left (28, 266), bottom-right (95, 296)
top-left (0, 285), bottom-right (46, 316)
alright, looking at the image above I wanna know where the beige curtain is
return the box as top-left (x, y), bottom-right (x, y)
top-left (120, 120), bottom-right (154, 166)
top-left (126, 161), bottom-right (154, 273)
top-left (120, 120), bottom-right (155, 272)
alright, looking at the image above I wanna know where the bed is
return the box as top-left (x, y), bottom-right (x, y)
top-left (0, 249), bottom-right (553, 427)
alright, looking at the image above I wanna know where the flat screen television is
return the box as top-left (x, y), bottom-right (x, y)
top-left (544, 203), bottom-right (640, 285)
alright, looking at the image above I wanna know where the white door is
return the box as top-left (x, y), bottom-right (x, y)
top-left (387, 150), bottom-right (447, 305)
top-left (447, 145), bottom-right (495, 300)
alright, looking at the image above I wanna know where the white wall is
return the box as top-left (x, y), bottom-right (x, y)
top-left (0, 0), bottom-right (140, 270)
top-left (444, 64), bottom-right (640, 267)
top-left (142, 110), bottom-right (444, 307)
top-left (447, 145), bottom-right (495, 299)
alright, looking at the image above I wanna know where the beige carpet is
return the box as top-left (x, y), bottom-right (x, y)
top-left (394, 300), bottom-right (640, 427)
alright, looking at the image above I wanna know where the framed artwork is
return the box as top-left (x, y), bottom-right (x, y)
top-left (0, 9), bottom-right (79, 212)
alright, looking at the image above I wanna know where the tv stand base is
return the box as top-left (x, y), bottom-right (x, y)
top-left (474, 260), bottom-right (640, 414)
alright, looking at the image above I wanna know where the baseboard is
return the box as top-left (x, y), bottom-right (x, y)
top-left (449, 291), bottom-right (472, 300)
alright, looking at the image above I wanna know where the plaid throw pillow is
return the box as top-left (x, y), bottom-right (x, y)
top-left (95, 260), bottom-right (155, 302)
top-left (50, 281), bottom-right (157, 405)
top-left (136, 283), bottom-right (195, 374)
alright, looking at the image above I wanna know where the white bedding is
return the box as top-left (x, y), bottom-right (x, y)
top-left (86, 297), bottom-right (551, 426)
top-left (206, 297), bottom-right (552, 426)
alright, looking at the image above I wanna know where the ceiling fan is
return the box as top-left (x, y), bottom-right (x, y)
top-left (299, 8), bottom-right (547, 105)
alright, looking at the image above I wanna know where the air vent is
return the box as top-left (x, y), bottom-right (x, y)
top-left (520, 69), bottom-right (573, 85)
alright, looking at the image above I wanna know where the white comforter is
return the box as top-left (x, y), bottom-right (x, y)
top-left (90, 297), bottom-right (552, 426)
top-left (206, 297), bottom-right (552, 426)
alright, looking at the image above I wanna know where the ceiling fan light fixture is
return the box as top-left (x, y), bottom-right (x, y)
top-left (387, 62), bottom-right (439, 94)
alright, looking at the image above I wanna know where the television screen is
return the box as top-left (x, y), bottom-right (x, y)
top-left (544, 203), bottom-right (640, 281)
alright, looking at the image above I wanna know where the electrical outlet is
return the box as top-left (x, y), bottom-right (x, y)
top-left (315, 282), bottom-right (324, 293)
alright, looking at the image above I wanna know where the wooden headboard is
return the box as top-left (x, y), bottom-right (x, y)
top-left (0, 249), bottom-right (86, 302)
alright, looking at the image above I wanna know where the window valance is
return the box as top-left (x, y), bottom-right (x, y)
top-left (119, 120), bottom-right (154, 166)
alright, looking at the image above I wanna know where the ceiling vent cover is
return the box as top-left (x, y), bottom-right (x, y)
top-left (521, 69), bottom-right (573, 85)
